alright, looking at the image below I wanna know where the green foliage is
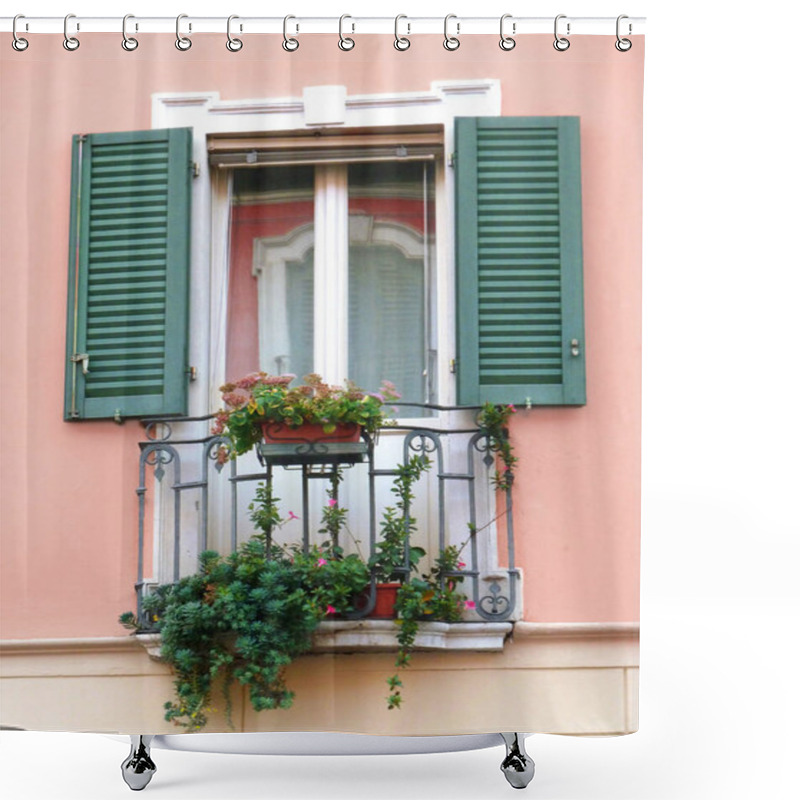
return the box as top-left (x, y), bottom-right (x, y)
top-left (119, 486), bottom-right (370, 731)
top-left (369, 455), bottom-right (431, 582)
top-left (212, 373), bottom-right (400, 462)
top-left (120, 451), bottom-right (477, 723)
top-left (386, 546), bottom-right (470, 710)
top-left (319, 468), bottom-right (347, 551)
top-left (477, 402), bottom-right (518, 491)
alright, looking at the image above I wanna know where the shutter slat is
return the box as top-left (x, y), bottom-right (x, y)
top-left (64, 128), bottom-right (192, 420)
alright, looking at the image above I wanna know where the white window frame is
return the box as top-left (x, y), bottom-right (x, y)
top-left (151, 80), bottom-right (501, 422)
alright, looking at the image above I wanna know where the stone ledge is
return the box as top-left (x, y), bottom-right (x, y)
top-left (134, 621), bottom-right (513, 660)
top-left (512, 622), bottom-right (639, 639)
top-left (313, 620), bottom-right (513, 653)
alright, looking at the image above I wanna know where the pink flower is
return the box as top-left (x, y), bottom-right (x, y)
top-left (464, 600), bottom-right (476, 610)
top-left (287, 511), bottom-right (299, 521)
top-left (264, 374), bottom-right (295, 386)
top-left (508, 404), bottom-right (517, 412)
top-left (325, 605), bottom-right (337, 615)
top-left (457, 561), bottom-right (466, 570)
top-left (235, 372), bottom-right (265, 389)
top-left (328, 498), bottom-right (337, 507)
top-left (317, 558), bottom-right (328, 567)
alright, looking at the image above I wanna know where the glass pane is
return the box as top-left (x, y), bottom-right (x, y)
top-left (227, 166), bottom-right (315, 381)
top-left (347, 162), bottom-right (435, 410)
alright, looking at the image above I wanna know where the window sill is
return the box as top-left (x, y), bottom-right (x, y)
top-left (136, 620), bottom-right (512, 661)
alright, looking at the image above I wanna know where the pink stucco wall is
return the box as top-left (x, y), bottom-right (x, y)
top-left (0, 34), bottom-right (642, 638)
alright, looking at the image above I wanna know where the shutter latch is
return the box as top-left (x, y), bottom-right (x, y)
top-left (70, 353), bottom-right (90, 374)
top-left (570, 339), bottom-right (581, 357)
top-left (449, 358), bottom-right (457, 374)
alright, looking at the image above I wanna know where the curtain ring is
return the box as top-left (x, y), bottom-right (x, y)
top-left (175, 14), bottom-right (192, 51)
top-left (499, 14), bottom-right (516, 51)
top-left (12, 15), bottom-right (29, 51)
top-left (226, 15), bottom-right (243, 51)
top-left (122, 14), bottom-right (139, 51)
top-left (283, 15), bottom-right (299, 51)
top-left (339, 14), bottom-right (355, 51)
top-left (553, 14), bottom-right (570, 51)
top-left (63, 13), bottom-right (80, 51)
top-left (615, 15), bottom-right (632, 52)
top-left (443, 14), bottom-right (460, 51)
top-left (394, 15), bottom-right (410, 51)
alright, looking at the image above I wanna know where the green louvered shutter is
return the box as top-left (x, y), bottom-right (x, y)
top-left (64, 128), bottom-right (192, 420)
top-left (455, 117), bottom-right (586, 406)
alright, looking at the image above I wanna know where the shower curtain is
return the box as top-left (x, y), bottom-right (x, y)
top-left (0, 21), bottom-right (644, 740)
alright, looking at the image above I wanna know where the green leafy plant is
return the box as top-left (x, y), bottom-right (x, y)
top-left (120, 486), bottom-right (370, 731)
top-left (387, 546), bottom-right (473, 710)
top-left (211, 373), bottom-right (400, 462)
top-left (120, 444), bottom-right (480, 723)
top-left (365, 454), bottom-right (474, 710)
top-left (318, 468), bottom-right (347, 553)
top-left (369, 455), bottom-right (430, 582)
top-left (477, 402), bottom-right (518, 491)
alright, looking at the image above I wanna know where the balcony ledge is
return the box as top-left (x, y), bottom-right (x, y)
top-left (136, 620), bottom-right (513, 661)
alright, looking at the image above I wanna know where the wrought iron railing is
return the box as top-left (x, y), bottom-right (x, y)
top-left (135, 404), bottom-right (519, 630)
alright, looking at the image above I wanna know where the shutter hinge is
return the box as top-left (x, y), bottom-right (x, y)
top-left (448, 152), bottom-right (456, 168)
top-left (114, 409), bottom-right (124, 425)
top-left (76, 134), bottom-right (88, 143)
top-left (70, 353), bottom-right (90, 374)
top-left (449, 358), bottom-right (458, 374)
top-left (192, 162), bottom-right (200, 178)
top-left (186, 366), bottom-right (198, 382)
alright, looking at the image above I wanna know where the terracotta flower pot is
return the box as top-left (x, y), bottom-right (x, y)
top-left (260, 421), bottom-right (361, 445)
top-left (370, 583), bottom-right (401, 619)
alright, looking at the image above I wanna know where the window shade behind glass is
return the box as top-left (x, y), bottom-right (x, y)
top-left (347, 162), bottom-right (434, 409)
top-left (227, 166), bottom-right (315, 380)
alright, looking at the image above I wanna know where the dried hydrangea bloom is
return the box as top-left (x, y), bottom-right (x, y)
top-left (264, 374), bottom-right (295, 386)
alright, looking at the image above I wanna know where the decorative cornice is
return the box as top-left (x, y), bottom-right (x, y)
top-left (152, 80), bottom-right (500, 124)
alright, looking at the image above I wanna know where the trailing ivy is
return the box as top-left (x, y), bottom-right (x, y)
top-left (388, 546), bottom-right (470, 710)
top-left (477, 402), bottom-right (518, 492)
top-left (120, 489), bottom-right (370, 731)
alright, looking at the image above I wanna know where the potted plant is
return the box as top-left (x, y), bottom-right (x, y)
top-left (211, 373), bottom-right (399, 462)
top-left (365, 454), bottom-right (430, 618)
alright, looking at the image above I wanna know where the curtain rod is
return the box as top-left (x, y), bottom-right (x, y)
top-left (2, 16), bottom-right (646, 36)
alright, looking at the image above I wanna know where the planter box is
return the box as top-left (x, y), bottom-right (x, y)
top-left (261, 421), bottom-right (361, 445)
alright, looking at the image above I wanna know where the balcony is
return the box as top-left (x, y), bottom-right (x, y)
top-left (134, 404), bottom-right (520, 653)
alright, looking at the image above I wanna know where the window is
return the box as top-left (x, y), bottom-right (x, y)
top-left (64, 84), bottom-right (585, 420)
top-left (64, 87), bottom-right (587, 619)
top-left (226, 159), bottom-right (437, 408)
